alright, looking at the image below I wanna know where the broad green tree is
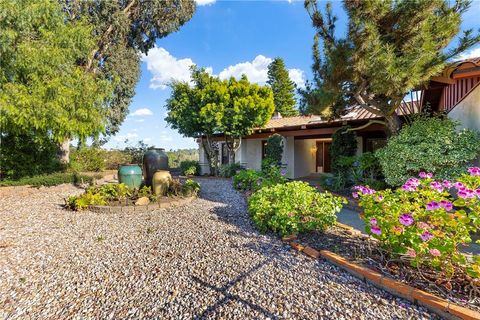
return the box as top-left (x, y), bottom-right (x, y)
top-left (61, 0), bottom-right (196, 144)
top-left (0, 0), bottom-right (112, 164)
top-left (304, 0), bottom-right (480, 134)
top-left (166, 68), bottom-right (274, 173)
top-left (267, 58), bottom-right (299, 117)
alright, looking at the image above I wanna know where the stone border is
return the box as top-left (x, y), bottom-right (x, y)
top-left (285, 236), bottom-right (480, 320)
top-left (88, 196), bottom-right (195, 213)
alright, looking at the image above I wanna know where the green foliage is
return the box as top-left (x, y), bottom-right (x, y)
top-left (0, 132), bottom-right (63, 180)
top-left (377, 116), bottom-right (480, 186)
top-left (179, 160), bottom-right (200, 176)
top-left (124, 140), bottom-right (150, 165)
top-left (219, 163), bottom-right (242, 178)
top-left (102, 150), bottom-right (132, 170)
top-left (264, 134), bottom-right (284, 165)
top-left (182, 179), bottom-right (201, 196)
top-left (356, 170), bottom-right (480, 278)
top-left (0, 0), bottom-right (112, 143)
top-left (0, 172), bottom-right (94, 187)
top-left (70, 147), bottom-right (106, 172)
top-left (329, 126), bottom-right (357, 189)
top-left (233, 169), bottom-right (262, 192)
top-left (304, 0), bottom-right (480, 134)
top-left (167, 149), bottom-right (198, 168)
top-left (248, 181), bottom-right (345, 236)
top-left (267, 58), bottom-right (298, 117)
top-left (166, 67), bottom-right (274, 170)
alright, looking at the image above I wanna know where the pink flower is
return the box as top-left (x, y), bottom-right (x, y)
top-left (442, 180), bottom-right (453, 189)
top-left (352, 192), bottom-right (359, 199)
top-left (280, 168), bottom-right (287, 176)
top-left (476, 189), bottom-right (480, 197)
top-left (420, 231), bottom-right (434, 242)
top-left (454, 182), bottom-right (465, 190)
top-left (439, 200), bottom-right (453, 211)
top-left (353, 185), bottom-right (375, 195)
top-left (402, 183), bottom-right (416, 192)
top-left (429, 249), bottom-right (441, 257)
top-left (417, 222), bottom-right (430, 229)
top-left (407, 178), bottom-right (420, 187)
top-left (370, 225), bottom-right (382, 235)
top-left (419, 172), bottom-right (433, 179)
top-left (468, 167), bottom-right (480, 176)
top-left (458, 188), bottom-right (475, 199)
top-left (426, 201), bottom-right (440, 210)
top-left (406, 249), bottom-right (417, 257)
top-left (376, 195), bottom-right (384, 202)
top-left (399, 213), bottom-right (414, 226)
top-left (370, 218), bottom-right (378, 225)
top-left (430, 181), bottom-right (444, 193)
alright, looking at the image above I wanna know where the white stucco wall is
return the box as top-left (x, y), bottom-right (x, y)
top-left (449, 85), bottom-right (480, 132)
top-left (198, 142), bottom-right (211, 175)
top-left (244, 139), bottom-right (263, 170)
top-left (294, 139), bottom-right (316, 178)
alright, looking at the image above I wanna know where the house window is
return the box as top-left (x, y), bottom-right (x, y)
top-left (365, 138), bottom-right (387, 152)
top-left (221, 143), bottom-right (229, 164)
top-left (261, 140), bottom-right (267, 159)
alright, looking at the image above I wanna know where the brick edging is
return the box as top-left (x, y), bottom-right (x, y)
top-left (88, 196), bottom-right (195, 213)
top-left (287, 239), bottom-right (480, 320)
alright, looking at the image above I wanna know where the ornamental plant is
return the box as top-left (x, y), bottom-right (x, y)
top-left (233, 166), bottom-right (287, 193)
top-left (355, 168), bottom-right (480, 278)
top-left (248, 181), bottom-right (345, 236)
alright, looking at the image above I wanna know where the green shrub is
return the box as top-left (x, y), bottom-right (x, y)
top-left (265, 133), bottom-right (284, 165)
top-left (103, 150), bottom-right (132, 170)
top-left (377, 116), bottom-right (480, 186)
top-left (356, 168), bottom-right (480, 278)
top-left (0, 172), bottom-right (94, 187)
top-left (248, 181), bottom-right (345, 236)
top-left (179, 160), bottom-right (200, 176)
top-left (182, 179), bottom-right (200, 196)
top-left (233, 169), bottom-right (262, 191)
top-left (330, 126), bottom-right (357, 189)
top-left (0, 132), bottom-right (63, 180)
top-left (219, 162), bottom-right (242, 178)
top-left (70, 147), bottom-right (106, 172)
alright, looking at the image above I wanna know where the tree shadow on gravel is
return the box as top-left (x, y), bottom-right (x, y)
top-left (191, 257), bottom-right (279, 319)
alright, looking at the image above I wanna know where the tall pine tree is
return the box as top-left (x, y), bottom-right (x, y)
top-left (267, 58), bottom-right (299, 117)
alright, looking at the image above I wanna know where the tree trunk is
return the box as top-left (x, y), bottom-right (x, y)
top-left (202, 138), bottom-right (218, 176)
top-left (57, 138), bottom-right (71, 164)
top-left (384, 113), bottom-right (402, 136)
top-left (225, 137), bottom-right (241, 165)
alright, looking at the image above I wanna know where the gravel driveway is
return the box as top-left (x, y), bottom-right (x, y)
top-left (0, 178), bottom-right (437, 319)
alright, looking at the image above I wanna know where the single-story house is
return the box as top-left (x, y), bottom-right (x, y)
top-left (198, 57), bottom-right (480, 179)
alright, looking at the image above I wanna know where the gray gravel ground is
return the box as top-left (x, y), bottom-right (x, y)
top-left (0, 178), bottom-right (437, 319)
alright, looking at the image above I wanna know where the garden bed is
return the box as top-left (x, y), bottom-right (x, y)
top-left (297, 226), bottom-right (480, 312)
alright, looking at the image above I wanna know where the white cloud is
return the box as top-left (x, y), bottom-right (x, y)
top-left (288, 68), bottom-right (306, 88)
top-left (456, 46), bottom-right (480, 60)
top-left (143, 137), bottom-right (152, 142)
top-left (195, 0), bottom-right (216, 6)
top-left (135, 119), bottom-right (145, 123)
top-left (113, 132), bottom-right (138, 142)
top-left (142, 47), bottom-right (197, 89)
top-left (218, 55), bottom-right (306, 88)
top-left (130, 108), bottom-right (153, 117)
top-left (142, 48), bottom-right (306, 90)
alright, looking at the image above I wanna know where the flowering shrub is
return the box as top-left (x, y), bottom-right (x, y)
top-left (248, 181), bottom-right (345, 236)
top-left (356, 168), bottom-right (480, 278)
top-left (233, 169), bottom-right (262, 191)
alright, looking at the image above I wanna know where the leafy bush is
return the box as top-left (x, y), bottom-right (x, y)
top-left (377, 116), bottom-right (480, 186)
top-left (356, 168), bottom-right (480, 278)
top-left (70, 147), bottom-right (106, 172)
top-left (0, 172), bottom-right (94, 187)
top-left (182, 179), bottom-right (200, 196)
top-left (103, 150), bottom-right (132, 170)
top-left (219, 162), bottom-right (242, 178)
top-left (0, 132), bottom-right (63, 180)
top-left (180, 160), bottom-right (200, 176)
top-left (233, 169), bottom-right (262, 191)
top-left (331, 126), bottom-right (357, 172)
top-left (265, 134), bottom-right (284, 165)
top-left (248, 181), bottom-right (345, 236)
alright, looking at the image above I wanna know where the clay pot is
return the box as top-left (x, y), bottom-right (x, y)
top-left (143, 148), bottom-right (169, 186)
top-left (152, 170), bottom-right (172, 196)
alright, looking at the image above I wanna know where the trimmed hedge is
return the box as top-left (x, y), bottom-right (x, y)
top-left (0, 172), bottom-right (95, 187)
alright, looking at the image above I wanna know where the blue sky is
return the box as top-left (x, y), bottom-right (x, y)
top-left (104, 0), bottom-right (480, 151)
